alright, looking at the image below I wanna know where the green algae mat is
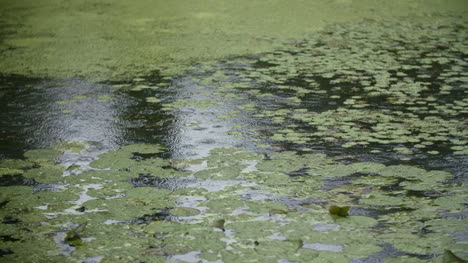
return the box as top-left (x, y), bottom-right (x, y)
top-left (1, 1), bottom-right (468, 262)
top-left (0, 0), bottom-right (466, 80)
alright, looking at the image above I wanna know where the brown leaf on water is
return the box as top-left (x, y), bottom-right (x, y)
top-left (212, 219), bottom-right (225, 231)
top-left (269, 209), bottom-right (289, 215)
top-left (329, 205), bottom-right (349, 217)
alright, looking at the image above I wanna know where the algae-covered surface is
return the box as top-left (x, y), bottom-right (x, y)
top-left (1, 0), bottom-right (468, 262)
top-left (0, 0), bottom-right (467, 80)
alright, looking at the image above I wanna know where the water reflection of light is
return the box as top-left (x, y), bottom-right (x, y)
top-left (0, 77), bottom-right (129, 159)
top-left (34, 79), bottom-right (129, 151)
top-left (166, 76), bottom-right (249, 160)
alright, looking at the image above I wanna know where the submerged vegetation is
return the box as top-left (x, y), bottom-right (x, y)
top-left (0, 1), bottom-right (467, 262)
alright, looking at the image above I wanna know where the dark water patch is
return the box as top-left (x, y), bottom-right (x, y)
top-left (0, 75), bottom-right (128, 157)
top-left (351, 243), bottom-right (407, 263)
top-left (0, 73), bottom-right (179, 161)
top-left (282, 75), bottom-right (312, 89)
top-left (321, 174), bottom-right (362, 191)
top-left (0, 235), bottom-right (20, 242)
top-left (350, 206), bottom-right (415, 219)
top-left (0, 200), bottom-right (9, 209)
top-left (286, 168), bottom-right (310, 177)
top-left (379, 184), bottom-right (405, 192)
top-left (443, 211), bottom-right (468, 219)
top-left (0, 248), bottom-right (13, 257)
top-left (0, 174), bottom-right (37, 187)
top-left (0, 74), bottom-right (45, 159)
top-left (2, 216), bottom-right (20, 224)
top-left (102, 86), bottom-right (175, 152)
top-left (33, 183), bottom-right (66, 193)
top-left (75, 206), bottom-right (86, 213)
top-left (405, 190), bottom-right (442, 199)
top-left (133, 209), bottom-right (173, 224)
top-left (251, 59), bottom-right (278, 69)
top-left (354, 242), bottom-right (454, 263)
top-left (129, 174), bottom-right (191, 191)
top-left (452, 232), bottom-right (468, 243)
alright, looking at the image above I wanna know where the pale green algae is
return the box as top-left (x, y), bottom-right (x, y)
top-left (169, 207), bottom-right (200, 217)
top-left (89, 144), bottom-right (190, 178)
top-left (1, 144), bottom-right (467, 262)
top-left (0, 0), bottom-right (467, 80)
top-left (0, 168), bottom-right (23, 176)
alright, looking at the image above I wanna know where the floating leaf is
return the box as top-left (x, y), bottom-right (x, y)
top-left (170, 207), bottom-right (200, 217)
top-left (269, 209), bottom-right (289, 215)
top-left (329, 205), bottom-right (349, 217)
top-left (212, 219), bottom-right (225, 231)
top-left (65, 222), bottom-right (87, 247)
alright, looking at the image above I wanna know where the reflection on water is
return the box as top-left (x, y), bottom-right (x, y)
top-left (0, 71), bottom-right (260, 162)
top-left (2, 61), bottom-right (466, 180)
top-left (166, 76), bottom-right (250, 160)
top-left (0, 75), bottom-right (132, 159)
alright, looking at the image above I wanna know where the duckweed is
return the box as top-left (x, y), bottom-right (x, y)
top-left (1, 11), bottom-right (467, 263)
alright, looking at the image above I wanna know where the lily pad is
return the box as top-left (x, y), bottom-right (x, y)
top-left (170, 207), bottom-right (200, 217)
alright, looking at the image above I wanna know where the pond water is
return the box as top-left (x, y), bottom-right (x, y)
top-left (1, 1), bottom-right (468, 263)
